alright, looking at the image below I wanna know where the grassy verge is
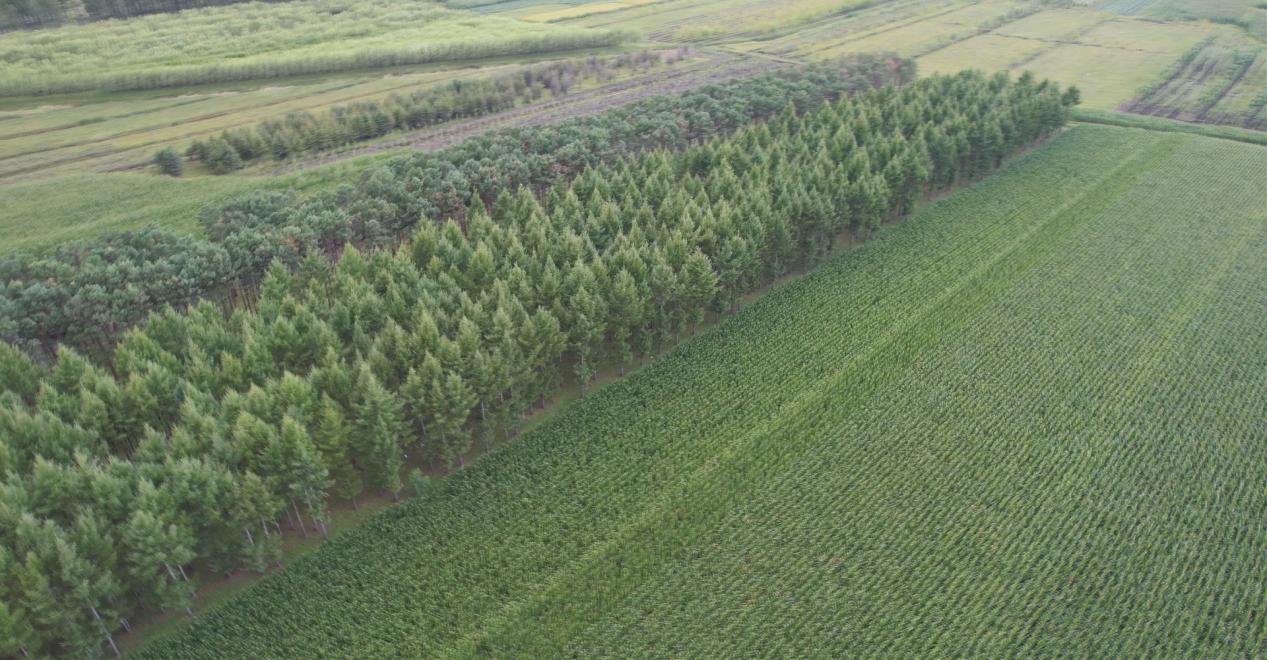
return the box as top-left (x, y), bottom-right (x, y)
top-left (1072, 107), bottom-right (1267, 146)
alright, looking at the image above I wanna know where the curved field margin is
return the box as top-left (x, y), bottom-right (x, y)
top-left (139, 124), bottom-right (1267, 657)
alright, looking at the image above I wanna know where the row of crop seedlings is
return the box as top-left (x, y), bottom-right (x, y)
top-left (142, 94), bottom-right (1110, 659)
top-left (0, 69), bottom-right (1071, 656)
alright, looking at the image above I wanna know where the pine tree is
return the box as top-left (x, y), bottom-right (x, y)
top-left (568, 286), bottom-right (605, 392)
top-left (607, 269), bottom-right (644, 373)
top-left (680, 250), bottom-right (719, 334)
top-left (121, 485), bottom-right (195, 613)
top-left (153, 147), bottom-right (184, 177)
top-left (432, 371), bottom-right (475, 468)
top-left (276, 416), bottom-right (330, 536)
top-left (0, 343), bottom-right (41, 405)
top-left (312, 396), bottom-right (362, 505)
top-left (351, 367), bottom-right (404, 498)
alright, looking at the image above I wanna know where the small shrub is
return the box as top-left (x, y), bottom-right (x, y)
top-left (153, 147), bottom-right (184, 177)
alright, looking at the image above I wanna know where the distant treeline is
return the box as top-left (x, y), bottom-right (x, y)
top-left (0, 0), bottom-right (282, 29)
top-left (180, 51), bottom-right (672, 174)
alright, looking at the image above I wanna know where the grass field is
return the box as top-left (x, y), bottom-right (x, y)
top-left (0, 0), bottom-right (631, 97)
top-left (1123, 34), bottom-right (1267, 128)
top-left (136, 124), bottom-right (1267, 657)
top-left (698, 0), bottom-right (1232, 110)
top-left (1099, 0), bottom-right (1262, 21)
top-left (6, 0), bottom-right (1266, 254)
top-left (0, 65), bottom-right (523, 182)
top-left (563, 0), bottom-right (891, 42)
top-left (1072, 106), bottom-right (1267, 145)
top-left (0, 154), bottom-right (392, 254)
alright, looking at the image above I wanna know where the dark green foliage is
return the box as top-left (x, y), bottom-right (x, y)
top-left (0, 64), bottom-right (1072, 656)
top-left (153, 147), bottom-right (184, 177)
top-left (0, 229), bottom-right (232, 356)
top-left (1, 54), bottom-right (913, 358)
top-left (136, 123), bottom-right (1267, 658)
top-left (201, 139), bottom-right (243, 175)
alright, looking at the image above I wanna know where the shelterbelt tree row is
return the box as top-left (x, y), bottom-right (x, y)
top-left (0, 67), bottom-right (1073, 657)
top-left (0, 54), bottom-right (911, 359)
top-left (139, 123), bottom-right (1267, 659)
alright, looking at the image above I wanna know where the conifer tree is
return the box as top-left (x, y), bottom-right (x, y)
top-left (351, 367), bottom-right (404, 498)
top-left (681, 250), bottom-right (719, 334)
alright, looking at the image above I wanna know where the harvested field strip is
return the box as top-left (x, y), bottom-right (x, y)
top-left (1124, 36), bottom-right (1267, 128)
top-left (138, 125), bottom-right (1267, 657)
top-left (786, 1), bottom-right (975, 59)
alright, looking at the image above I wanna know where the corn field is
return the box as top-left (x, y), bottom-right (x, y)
top-left (137, 124), bottom-right (1267, 657)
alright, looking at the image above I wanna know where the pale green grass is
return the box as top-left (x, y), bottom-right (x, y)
top-left (919, 33), bottom-right (1047, 74)
top-left (1073, 107), bottom-right (1267, 145)
top-left (726, 0), bottom-right (963, 59)
top-left (1016, 18), bottom-right (1220, 109)
top-left (1142, 0), bottom-right (1260, 21)
top-left (990, 6), bottom-right (1108, 39)
top-left (0, 175), bottom-right (252, 252)
top-left (803, 0), bottom-right (1023, 60)
top-left (0, 154), bottom-right (389, 254)
top-left (568, 0), bottom-right (893, 42)
top-left (0, 0), bottom-right (629, 96)
top-left (0, 65), bottom-right (525, 181)
top-left (920, 8), bottom-right (1112, 77)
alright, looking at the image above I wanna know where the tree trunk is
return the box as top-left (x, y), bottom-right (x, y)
top-left (292, 499), bottom-right (308, 538)
top-left (90, 607), bottom-right (121, 658)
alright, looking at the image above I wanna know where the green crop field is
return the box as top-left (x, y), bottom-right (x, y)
top-left (138, 124), bottom-right (1267, 657)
